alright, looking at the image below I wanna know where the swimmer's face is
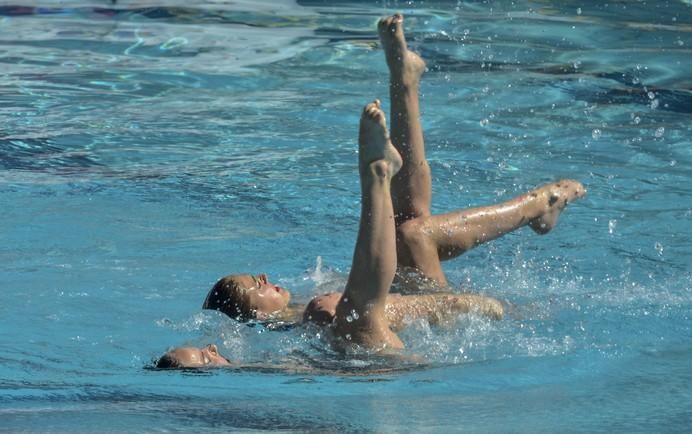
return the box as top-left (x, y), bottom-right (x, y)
top-left (203, 273), bottom-right (291, 320)
top-left (161, 344), bottom-right (231, 369)
top-left (237, 273), bottom-right (291, 319)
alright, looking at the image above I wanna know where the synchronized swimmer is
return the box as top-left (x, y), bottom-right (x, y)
top-left (157, 14), bottom-right (585, 369)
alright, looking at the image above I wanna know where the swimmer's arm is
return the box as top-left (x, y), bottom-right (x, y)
top-left (384, 293), bottom-right (503, 330)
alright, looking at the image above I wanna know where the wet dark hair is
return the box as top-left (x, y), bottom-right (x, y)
top-left (202, 275), bottom-right (255, 321)
top-left (156, 352), bottom-right (182, 369)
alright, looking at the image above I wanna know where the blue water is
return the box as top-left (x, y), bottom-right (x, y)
top-left (1, 0), bottom-right (691, 432)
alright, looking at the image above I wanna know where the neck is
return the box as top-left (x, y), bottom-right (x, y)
top-left (271, 303), bottom-right (304, 323)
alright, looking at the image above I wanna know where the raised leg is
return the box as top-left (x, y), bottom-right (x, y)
top-left (378, 14), bottom-right (431, 224)
top-left (334, 100), bottom-right (404, 350)
top-left (397, 180), bottom-right (586, 285)
top-left (377, 14), bottom-right (586, 289)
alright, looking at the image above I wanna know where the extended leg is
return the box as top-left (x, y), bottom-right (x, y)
top-left (378, 14), bottom-right (431, 224)
top-left (334, 100), bottom-right (404, 350)
top-left (378, 14), bottom-right (448, 287)
top-left (377, 14), bottom-right (586, 289)
top-left (397, 180), bottom-right (586, 285)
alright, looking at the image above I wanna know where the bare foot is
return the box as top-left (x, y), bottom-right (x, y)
top-left (359, 99), bottom-right (403, 177)
top-left (378, 14), bottom-right (426, 86)
top-left (528, 180), bottom-right (586, 234)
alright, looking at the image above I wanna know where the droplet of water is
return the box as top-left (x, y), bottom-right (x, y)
top-left (654, 127), bottom-right (665, 138)
top-left (576, 7), bottom-right (582, 15)
top-left (608, 219), bottom-right (617, 234)
top-left (480, 118), bottom-right (489, 127)
top-left (346, 315), bottom-right (353, 323)
top-left (655, 242), bottom-right (664, 256)
top-left (345, 334), bottom-right (352, 341)
top-left (351, 309), bottom-right (359, 320)
top-left (592, 129), bottom-right (602, 140)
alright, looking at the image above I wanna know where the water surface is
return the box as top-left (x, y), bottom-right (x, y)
top-left (1, 0), bottom-right (691, 432)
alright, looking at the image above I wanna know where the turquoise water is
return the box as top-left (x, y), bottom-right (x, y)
top-left (1, 0), bottom-right (691, 432)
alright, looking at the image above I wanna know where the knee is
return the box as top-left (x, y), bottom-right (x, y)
top-left (397, 218), bottom-right (426, 249)
top-left (397, 218), bottom-right (437, 260)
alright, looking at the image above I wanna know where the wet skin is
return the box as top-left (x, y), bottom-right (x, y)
top-left (218, 273), bottom-right (291, 319)
top-left (163, 344), bottom-right (231, 368)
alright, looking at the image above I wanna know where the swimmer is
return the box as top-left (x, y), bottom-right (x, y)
top-left (155, 343), bottom-right (426, 375)
top-left (201, 13), bottom-right (585, 323)
top-left (158, 101), bottom-right (503, 367)
top-left (157, 14), bottom-right (586, 367)
top-left (201, 101), bottom-right (503, 339)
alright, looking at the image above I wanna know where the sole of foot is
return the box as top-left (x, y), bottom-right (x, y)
top-left (359, 99), bottom-right (403, 177)
top-left (377, 14), bottom-right (426, 84)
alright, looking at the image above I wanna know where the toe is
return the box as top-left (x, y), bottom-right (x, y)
top-left (379, 14), bottom-right (403, 34)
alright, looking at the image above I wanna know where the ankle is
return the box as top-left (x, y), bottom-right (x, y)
top-left (390, 79), bottom-right (419, 92)
top-left (518, 192), bottom-right (545, 220)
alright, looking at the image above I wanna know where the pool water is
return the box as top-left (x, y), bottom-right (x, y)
top-left (1, 0), bottom-right (691, 432)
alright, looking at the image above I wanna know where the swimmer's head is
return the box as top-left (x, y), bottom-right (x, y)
top-left (302, 292), bottom-right (341, 325)
top-left (203, 274), bottom-right (290, 321)
top-left (156, 344), bottom-right (231, 369)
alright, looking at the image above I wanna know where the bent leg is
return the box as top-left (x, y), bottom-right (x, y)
top-left (378, 14), bottom-right (431, 223)
top-left (398, 180), bottom-right (586, 284)
top-left (334, 100), bottom-right (404, 350)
